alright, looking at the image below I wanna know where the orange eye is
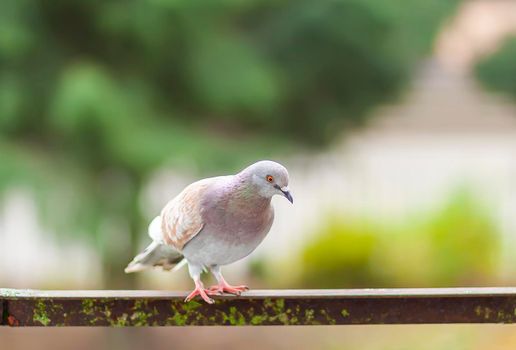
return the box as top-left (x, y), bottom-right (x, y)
top-left (266, 175), bottom-right (274, 183)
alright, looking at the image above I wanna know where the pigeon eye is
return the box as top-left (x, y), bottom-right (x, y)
top-left (266, 175), bottom-right (274, 183)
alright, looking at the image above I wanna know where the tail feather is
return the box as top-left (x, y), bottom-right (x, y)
top-left (125, 241), bottom-right (183, 273)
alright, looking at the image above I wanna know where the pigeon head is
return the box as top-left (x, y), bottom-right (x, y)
top-left (239, 160), bottom-right (293, 203)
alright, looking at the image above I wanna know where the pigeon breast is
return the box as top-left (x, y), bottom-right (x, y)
top-left (182, 175), bottom-right (275, 267)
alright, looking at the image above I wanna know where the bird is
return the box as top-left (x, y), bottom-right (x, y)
top-left (125, 160), bottom-right (293, 304)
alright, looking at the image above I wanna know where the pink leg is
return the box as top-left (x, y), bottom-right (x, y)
top-left (209, 267), bottom-right (249, 296)
top-left (185, 279), bottom-right (220, 304)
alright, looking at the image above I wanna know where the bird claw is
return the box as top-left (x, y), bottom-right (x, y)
top-left (184, 287), bottom-right (220, 304)
top-left (209, 284), bottom-right (249, 296)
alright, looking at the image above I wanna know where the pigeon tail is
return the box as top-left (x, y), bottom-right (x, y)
top-left (124, 241), bottom-right (183, 273)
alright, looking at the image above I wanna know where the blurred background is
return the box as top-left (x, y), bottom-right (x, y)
top-left (3, 0), bottom-right (516, 348)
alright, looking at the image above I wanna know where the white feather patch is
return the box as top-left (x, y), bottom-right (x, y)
top-left (148, 216), bottom-right (163, 242)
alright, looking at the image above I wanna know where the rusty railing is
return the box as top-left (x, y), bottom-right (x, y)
top-left (2, 288), bottom-right (516, 326)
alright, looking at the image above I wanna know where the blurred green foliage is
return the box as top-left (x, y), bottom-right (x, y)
top-left (475, 37), bottom-right (516, 97)
top-left (300, 218), bottom-right (384, 288)
top-left (423, 190), bottom-right (498, 285)
top-left (298, 189), bottom-right (499, 288)
top-left (0, 0), bottom-right (459, 144)
top-left (0, 0), bottom-right (458, 286)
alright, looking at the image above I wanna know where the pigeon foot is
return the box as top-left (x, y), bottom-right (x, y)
top-left (185, 286), bottom-right (220, 304)
top-left (209, 283), bottom-right (249, 296)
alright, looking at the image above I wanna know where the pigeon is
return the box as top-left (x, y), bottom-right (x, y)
top-left (125, 160), bottom-right (293, 303)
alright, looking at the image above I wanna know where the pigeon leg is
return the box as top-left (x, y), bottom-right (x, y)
top-left (185, 263), bottom-right (218, 304)
top-left (209, 265), bottom-right (249, 295)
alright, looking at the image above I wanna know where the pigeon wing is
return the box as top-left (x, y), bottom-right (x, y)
top-left (160, 179), bottom-right (211, 251)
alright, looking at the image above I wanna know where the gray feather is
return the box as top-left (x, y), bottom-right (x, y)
top-left (124, 241), bottom-right (183, 273)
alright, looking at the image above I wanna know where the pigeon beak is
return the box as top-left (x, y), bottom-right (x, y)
top-left (280, 186), bottom-right (293, 204)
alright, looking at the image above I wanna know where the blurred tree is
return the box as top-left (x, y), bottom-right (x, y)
top-left (253, 0), bottom-right (461, 142)
top-left (0, 0), bottom-right (459, 286)
top-left (475, 37), bottom-right (516, 97)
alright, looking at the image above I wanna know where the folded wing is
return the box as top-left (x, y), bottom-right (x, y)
top-left (160, 179), bottom-right (210, 251)
top-left (125, 179), bottom-right (210, 273)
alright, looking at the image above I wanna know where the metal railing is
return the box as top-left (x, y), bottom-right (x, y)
top-left (2, 288), bottom-right (516, 326)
